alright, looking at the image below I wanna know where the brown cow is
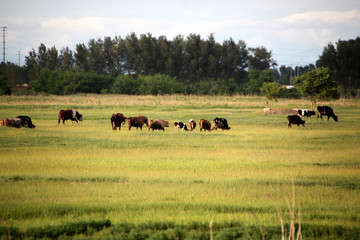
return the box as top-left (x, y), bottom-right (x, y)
top-left (148, 119), bottom-right (169, 131)
top-left (0, 118), bottom-right (22, 128)
top-left (199, 119), bottom-right (212, 132)
top-left (58, 109), bottom-right (83, 125)
top-left (138, 115), bottom-right (149, 127)
top-left (128, 116), bottom-right (147, 131)
top-left (188, 119), bottom-right (196, 131)
top-left (111, 113), bottom-right (127, 130)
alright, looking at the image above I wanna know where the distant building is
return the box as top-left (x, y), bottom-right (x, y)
top-left (284, 85), bottom-right (294, 90)
top-left (15, 83), bottom-right (30, 91)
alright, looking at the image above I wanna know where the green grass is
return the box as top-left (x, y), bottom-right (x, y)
top-left (0, 94), bottom-right (359, 239)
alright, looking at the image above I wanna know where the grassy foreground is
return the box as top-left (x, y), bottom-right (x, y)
top-left (0, 94), bottom-right (360, 239)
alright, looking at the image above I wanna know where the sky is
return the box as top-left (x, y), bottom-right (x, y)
top-left (1, 0), bottom-right (359, 67)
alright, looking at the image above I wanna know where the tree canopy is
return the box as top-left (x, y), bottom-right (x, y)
top-left (293, 67), bottom-right (340, 110)
top-left (317, 37), bottom-right (360, 95)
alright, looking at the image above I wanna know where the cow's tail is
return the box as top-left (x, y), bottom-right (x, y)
top-left (58, 110), bottom-right (64, 124)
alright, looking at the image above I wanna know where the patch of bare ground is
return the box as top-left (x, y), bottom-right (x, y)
top-left (262, 108), bottom-right (298, 115)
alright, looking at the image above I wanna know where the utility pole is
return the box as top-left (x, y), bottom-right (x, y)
top-left (1, 26), bottom-right (7, 63)
top-left (290, 64), bottom-right (293, 85)
top-left (18, 51), bottom-right (21, 66)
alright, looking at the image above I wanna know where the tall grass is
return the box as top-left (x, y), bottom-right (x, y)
top-left (0, 94), bottom-right (359, 238)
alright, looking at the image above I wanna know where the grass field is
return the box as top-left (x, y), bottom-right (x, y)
top-left (0, 94), bottom-right (360, 239)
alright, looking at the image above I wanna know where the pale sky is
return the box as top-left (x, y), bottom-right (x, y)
top-left (1, 0), bottom-right (359, 67)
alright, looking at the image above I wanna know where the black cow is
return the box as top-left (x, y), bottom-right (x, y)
top-left (111, 113), bottom-right (126, 130)
top-left (317, 106), bottom-right (338, 122)
top-left (297, 109), bottom-right (316, 122)
top-left (213, 117), bottom-right (231, 130)
top-left (58, 109), bottom-right (83, 125)
top-left (174, 122), bottom-right (188, 131)
top-left (287, 115), bottom-right (305, 128)
top-left (16, 115), bottom-right (36, 128)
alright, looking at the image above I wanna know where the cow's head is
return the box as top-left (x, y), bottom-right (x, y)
top-left (76, 112), bottom-right (83, 121)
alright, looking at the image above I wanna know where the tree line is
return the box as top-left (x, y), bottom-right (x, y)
top-left (0, 33), bottom-right (359, 97)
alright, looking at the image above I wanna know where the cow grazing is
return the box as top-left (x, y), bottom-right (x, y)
top-left (127, 116), bottom-right (147, 130)
top-left (287, 115), bottom-right (305, 128)
top-left (0, 118), bottom-right (23, 128)
top-left (149, 119), bottom-right (169, 131)
top-left (317, 106), bottom-right (338, 122)
top-left (199, 119), bottom-right (212, 132)
top-left (58, 109), bottom-right (83, 125)
top-left (297, 109), bottom-right (316, 122)
top-left (16, 115), bottom-right (36, 128)
top-left (213, 117), bottom-right (231, 130)
top-left (188, 119), bottom-right (196, 131)
top-left (138, 115), bottom-right (149, 127)
top-left (111, 113), bottom-right (126, 130)
top-left (174, 121), bottom-right (188, 131)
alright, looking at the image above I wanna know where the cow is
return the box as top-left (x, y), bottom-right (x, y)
top-left (0, 118), bottom-right (22, 128)
top-left (188, 119), bottom-right (196, 131)
top-left (138, 115), bottom-right (149, 127)
top-left (317, 106), bottom-right (338, 122)
top-left (111, 113), bottom-right (126, 130)
top-left (149, 119), bottom-right (169, 131)
top-left (213, 117), bottom-right (231, 130)
top-left (127, 116), bottom-right (147, 131)
top-left (199, 119), bottom-right (212, 132)
top-left (16, 115), bottom-right (36, 128)
top-left (174, 121), bottom-right (188, 131)
top-left (287, 115), bottom-right (305, 128)
top-left (297, 109), bottom-right (316, 122)
top-left (58, 109), bottom-right (83, 125)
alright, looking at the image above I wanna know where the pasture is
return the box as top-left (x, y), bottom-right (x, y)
top-left (0, 94), bottom-right (360, 239)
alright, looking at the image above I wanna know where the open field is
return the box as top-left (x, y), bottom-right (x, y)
top-left (1, 94), bottom-right (360, 239)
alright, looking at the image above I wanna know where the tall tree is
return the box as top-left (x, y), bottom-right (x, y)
top-left (59, 47), bottom-right (74, 71)
top-left (184, 34), bottom-right (202, 82)
top-left (46, 46), bottom-right (59, 71)
top-left (74, 43), bottom-right (91, 72)
top-left (25, 49), bottom-right (40, 83)
top-left (248, 46), bottom-right (277, 70)
top-left (124, 33), bottom-right (142, 76)
top-left (88, 38), bottom-right (106, 74)
top-left (317, 37), bottom-right (360, 93)
top-left (170, 35), bottom-right (185, 81)
top-left (293, 67), bottom-right (340, 110)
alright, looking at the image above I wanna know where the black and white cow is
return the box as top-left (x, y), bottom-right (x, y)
top-left (297, 109), bottom-right (316, 122)
top-left (317, 106), bottom-right (338, 122)
top-left (174, 121), bottom-right (188, 131)
top-left (287, 115), bottom-right (305, 128)
top-left (212, 117), bottom-right (231, 130)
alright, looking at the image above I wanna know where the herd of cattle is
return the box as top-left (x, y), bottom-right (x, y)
top-left (110, 113), bottom-right (231, 132)
top-left (287, 106), bottom-right (338, 128)
top-left (0, 106), bottom-right (338, 130)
